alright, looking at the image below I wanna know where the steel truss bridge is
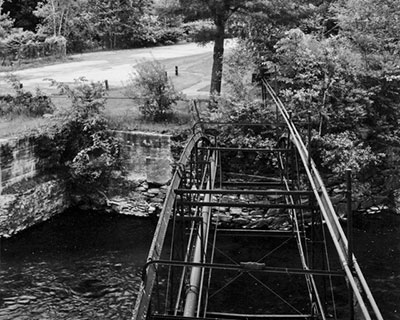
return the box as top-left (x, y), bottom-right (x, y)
top-left (132, 82), bottom-right (383, 320)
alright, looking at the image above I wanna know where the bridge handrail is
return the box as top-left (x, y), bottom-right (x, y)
top-left (262, 80), bottom-right (383, 320)
top-left (132, 129), bottom-right (208, 320)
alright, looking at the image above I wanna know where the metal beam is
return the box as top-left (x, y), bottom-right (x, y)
top-left (214, 229), bottom-right (300, 238)
top-left (143, 260), bottom-right (345, 278)
top-left (151, 314), bottom-right (313, 320)
top-left (198, 147), bottom-right (291, 153)
top-left (207, 312), bottom-right (314, 319)
top-left (221, 182), bottom-right (290, 187)
top-left (177, 201), bottom-right (313, 210)
top-left (175, 189), bottom-right (313, 196)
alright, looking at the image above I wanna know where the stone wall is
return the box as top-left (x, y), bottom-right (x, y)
top-left (0, 131), bottom-right (173, 237)
top-left (0, 137), bottom-right (37, 194)
top-left (0, 135), bottom-right (69, 237)
top-left (113, 131), bottom-right (172, 185)
top-left (0, 179), bottom-right (70, 236)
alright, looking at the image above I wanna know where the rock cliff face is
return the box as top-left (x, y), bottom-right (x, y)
top-left (0, 131), bottom-right (173, 237)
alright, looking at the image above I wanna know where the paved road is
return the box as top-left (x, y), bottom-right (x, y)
top-left (0, 42), bottom-right (216, 95)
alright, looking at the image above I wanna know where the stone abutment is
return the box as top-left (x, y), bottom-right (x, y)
top-left (0, 131), bottom-right (173, 237)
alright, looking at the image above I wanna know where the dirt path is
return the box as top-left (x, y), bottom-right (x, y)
top-left (0, 42), bottom-right (218, 97)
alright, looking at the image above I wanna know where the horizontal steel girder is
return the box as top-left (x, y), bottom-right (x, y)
top-left (142, 259), bottom-right (344, 281)
top-left (174, 189), bottom-right (314, 196)
top-left (177, 201), bottom-right (314, 210)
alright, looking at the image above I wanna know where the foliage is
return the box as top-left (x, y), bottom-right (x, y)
top-left (0, 30), bottom-right (66, 65)
top-left (0, 1), bottom-right (14, 38)
top-left (274, 29), bottom-right (373, 134)
top-left (332, 0), bottom-right (400, 59)
top-left (0, 74), bottom-right (54, 117)
top-left (48, 78), bottom-right (120, 187)
top-left (154, 26), bottom-right (183, 45)
top-left (179, 0), bottom-right (268, 94)
top-left (314, 131), bottom-right (381, 177)
top-left (182, 19), bottom-right (215, 44)
top-left (34, 0), bottom-right (80, 37)
top-left (126, 60), bottom-right (181, 122)
top-left (202, 95), bottom-right (279, 175)
top-left (1, 0), bottom-right (39, 32)
top-left (233, 1), bottom-right (319, 67)
top-left (223, 41), bottom-right (257, 101)
top-left (154, 0), bottom-right (182, 27)
top-left (313, 131), bottom-right (384, 205)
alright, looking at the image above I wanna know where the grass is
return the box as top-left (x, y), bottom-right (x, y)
top-left (104, 96), bottom-right (195, 134)
top-left (0, 98), bottom-right (196, 139)
top-left (0, 116), bottom-right (56, 139)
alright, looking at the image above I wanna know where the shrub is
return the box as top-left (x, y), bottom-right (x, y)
top-left (182, 20), bottom-right (215, 44)
top-left (126, 60), bottom-right (181, 121)
top-left (315, 131), bottom-right (381, 177)
top-left (48, 78), bottom-right (120, 187)
top-left (0, 75), bottom-right (54, 117)
top-left (0, 31), bottom-right (67, 65)
top-left (155, 27), bottom-right (183, 45)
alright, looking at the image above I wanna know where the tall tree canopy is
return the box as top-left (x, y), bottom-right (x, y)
top-left (2, 0), bottom-right (39, 31)
top-left (178, 0), bottom-right (318, 95)
top-left (179, 0), bottom-right (266, 95)
top-left (0, 0), bottom-right (14, 38)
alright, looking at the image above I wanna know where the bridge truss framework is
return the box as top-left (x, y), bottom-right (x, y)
top-left (132, 82), bottom-right (383, 320)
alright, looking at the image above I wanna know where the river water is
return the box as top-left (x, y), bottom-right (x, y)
top-left (0, 209), bottom-right (399, 320)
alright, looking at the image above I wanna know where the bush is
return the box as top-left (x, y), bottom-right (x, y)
top-left (314, 131), bottom-right (381, 177)
top-left (155, 27), bottom-right (183, 45)
top-left (48, 78), bottom-right (120, 187)
top-left (0, 31), bottom-right (66, 64)
top-left (0, 75), bottom-right (54, 117)
top-left (182, 20), bottom-right (215, 44)
top-left (126, 60), bottom-right (181, 121)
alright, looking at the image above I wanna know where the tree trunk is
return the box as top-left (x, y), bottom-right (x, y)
top-left (210, 21), bottom-right (225, 95)
top-left (51, 0), bottom-right (57, 37)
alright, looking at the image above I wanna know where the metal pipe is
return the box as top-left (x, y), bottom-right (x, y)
top-left (262, 79), bottom-right (383, 320)
top-left (346, 169), bottom-right (354, 320)
top-left (183, 152), bottom-right (217, 317)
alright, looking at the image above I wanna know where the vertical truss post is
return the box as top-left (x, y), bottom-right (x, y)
top-left (307, 111), bottom-right (312, 171)
top-left (274, 66), bottom-right (279, 123)
top-left (346, 169), bottom-right (354, 320)
top-left (195, 142), bottom-right (199, 188)
top-left (190, 151), bottom-right (194, 188)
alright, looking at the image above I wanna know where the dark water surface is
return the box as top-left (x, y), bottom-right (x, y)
top-left (352, 212), bottom-right (400, 320)
top-left (0, 209), bottom-right (399, 319)
top-left (0, 210), bottom-right (155, 320)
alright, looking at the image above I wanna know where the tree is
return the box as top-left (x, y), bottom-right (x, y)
top-left (178, 0), bottom-right (318, 95)
top-left (0, 0), bottom-right (14, 38)
top-left (34, 0), bottom-right (85, 37)
top-left (332, 0), bottom-right (400, 59)
top-left (2, 0), bottom-right (39, 32)
top-left (178, 1), bottom-right (263, 95)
